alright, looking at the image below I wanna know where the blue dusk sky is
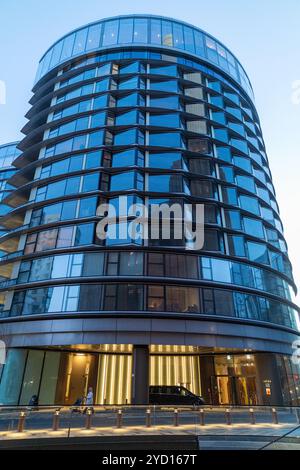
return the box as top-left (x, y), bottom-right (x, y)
top-left (0, 0), bottom-right (299, 296)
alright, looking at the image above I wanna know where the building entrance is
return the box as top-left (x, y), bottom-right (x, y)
top-left (212, 375), bottom-right (257, 405)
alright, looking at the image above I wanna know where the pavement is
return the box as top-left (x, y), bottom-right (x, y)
top-left (1, 407), bottom-right (300, 449)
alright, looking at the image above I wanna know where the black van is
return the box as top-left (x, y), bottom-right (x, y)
top-left (149, 385), bottom-right (205, 406)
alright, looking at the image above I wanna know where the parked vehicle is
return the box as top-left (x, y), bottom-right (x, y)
top-left (149, 385), bottom-right (205, 406)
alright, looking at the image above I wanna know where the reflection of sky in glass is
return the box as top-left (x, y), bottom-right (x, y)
top-left (35, 15), bottom-right (253, 99)
top-left (0, 143), bottom-right (20, 169)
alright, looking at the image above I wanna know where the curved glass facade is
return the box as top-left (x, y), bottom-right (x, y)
top-left (0, 15), bottom-right (299, 407)
top-left (35, 15), bottom-right (253, 100)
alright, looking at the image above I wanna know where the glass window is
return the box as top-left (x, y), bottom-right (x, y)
top-left (233, 156), bottom-right (252, 173)
top-left (118, 76), bottom-right (140, 90)
top-left (104, 284), bottom-right (143, 310)
top-left (57, 226), bottom-right (73, 248)
top-left (206, 37), bottom-right (218, 63)
top-left (162, 20), bottom-right (173, 47)
top-left (202, 230), bottom-right (223, 252)
top-left (150, 65), bottom-right (177, 76)
top-left (243, 217), bottom-right (264, 239)
top-left (78, 196), bottom-right (97, 218)
top-left (210, 258), bottom-right (231, 283)
top-left (194, 30), bottom-right (205, 56)
top-left (65, 176), bottom-right (80, 196)
top-left (117, 93), bottom-right (143, 107)
top-left (165, 253), bottom-right (198, 278)
top-left (239, 195), bottom-right (260, 215)
top-left (118, 18), bottom-right (134, 43)
top-left (149, 113), bottom-right (181, 128)
top-left (119, 61), bottom-right (140, 74)
top-left (228, 122), bottom-right (245, 136)
top-left (150, 18), bottom-right (162, 44)
top-left (190, 180), bottom-right (216, 198)
top-left (214, 128), bottom-right (228, 143)
top-left (36, 229), bottom-right (58, 251)
top-left (183, 26), bottom-right (195, 53)
top-left (173, 22), bottom-right (184, 49)
top-left (86, 24), bottom-right (101, 50)
top-left (166, 286), bottom-right (199, 312)
top-left (236, 175), bottom-right (256, 193)
top-left (211, 111), bottom-right (226, 125)
top-left (187, 139), bottom-right (210, 153)
top-left (214, 290), bottom-right (234, 316)
top-left (231, 138), bottom-right (248, 154)
top-left (149, 152), bottom-right (182, 170)
top-left (224, 210), bottom-right (242, 230)
top-left (82, 172), bottom-right (99, 192)
top-left (116, 110), bottom-right (144, 126)
top-left (133, 18), bottom-right (148, 43)
top-left (42, 203), bottom-right (62, 224)
top-left (29, 257), bottom-right (53, 281)
top-left (102, 20), bottom-right (119, 46)
top-left (82, 253), bottom-right (104, 276)
top-left (51, 255), bottom-right (71, 278)
top-left (19, 350), bottom-right (45, 405)
top-left (112, 149), bottom-right (140, 167)
top-left (110, 171), bottom-right (142, 191)
top-left (0, 349), bottom-right (27, 405)
top-left (189, 158), bottom-right (213, 175)
top-left (91, 112), bottom-right (106, 128)
top-left (74, 223), bottom-right (94, 246)
top-left (95, 76), bottom-right (111, 93)
top-left (88, 130), bottom-right (104, 148)
top-left (78, 284), bottom-right (101, 311)
top-left (114, 129), bottom-right (141, 146)
top-left (150, 96), bottom-right (179, 109)
top-left (72, 28), bottom-right (88, 55)
top-left (148, 174), bottom-right (182, 192)
top-left (150, 80), bottom-right (178, 92)
top-left (93, 95), bottom-right (108, 109)
top-left (247, 241), bottom-right (269, 264)
top-left (86, 150), bottom-right (102, 169)
top-left (61, 200), bottom-right (77, 220)
top-left (119, 252), bottom-right (143, 275)
top-left (219, 165), bottom-right (234, 182)
top-left (60, 34), bottom-right (75, 61)
top-left (228, 235), bottom-right (246, 257)
top-left (216, 146), bottom-right (231, 162)
top-left (222, 187), bottom-right (238, 205)
top-left (149, 132), bottom-right (183, 148)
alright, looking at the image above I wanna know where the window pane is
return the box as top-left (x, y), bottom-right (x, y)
top-left (166, 286), bottom-right (199, 312)
top-left (133, 18), bottom-right (148, 43)
top-left (118, 18), bottom-right (134, 43)
top-left (102, 20), bottom-right (119, 46)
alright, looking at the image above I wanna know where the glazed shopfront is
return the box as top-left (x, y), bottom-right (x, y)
top-left (0, 345), bottom-right (299, 407)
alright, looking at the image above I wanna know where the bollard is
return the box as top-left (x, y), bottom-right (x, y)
top-left (225, 409), bottom-right (231, 425)
top-left (17, 412), bottom-right (26, 433)
top-left (85, 408), bottom-right (92, 429)
top-left (199, 409), bottom-right (205, 426)
top-left (116, 409), bottom-right (123, 428)
top-left (272, 408), bottom-right (279, 424)
top-left (249, 408), bottom-right (255, 425)
top-left (173, 408), bottom-right (179, 427)
top-left (146, 408), bottom-right (151, 428)
top-left (52, 410), bottom-right (60, 431)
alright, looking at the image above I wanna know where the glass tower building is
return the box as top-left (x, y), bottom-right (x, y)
top-left (0, 15), bottom-right (299, 407)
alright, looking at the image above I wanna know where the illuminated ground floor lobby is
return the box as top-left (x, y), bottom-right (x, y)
top-left (1, 345), bottom-right (299, 407)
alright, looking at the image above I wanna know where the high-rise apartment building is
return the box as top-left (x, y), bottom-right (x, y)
top-left (0, 15), bottom-right (299, 407)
